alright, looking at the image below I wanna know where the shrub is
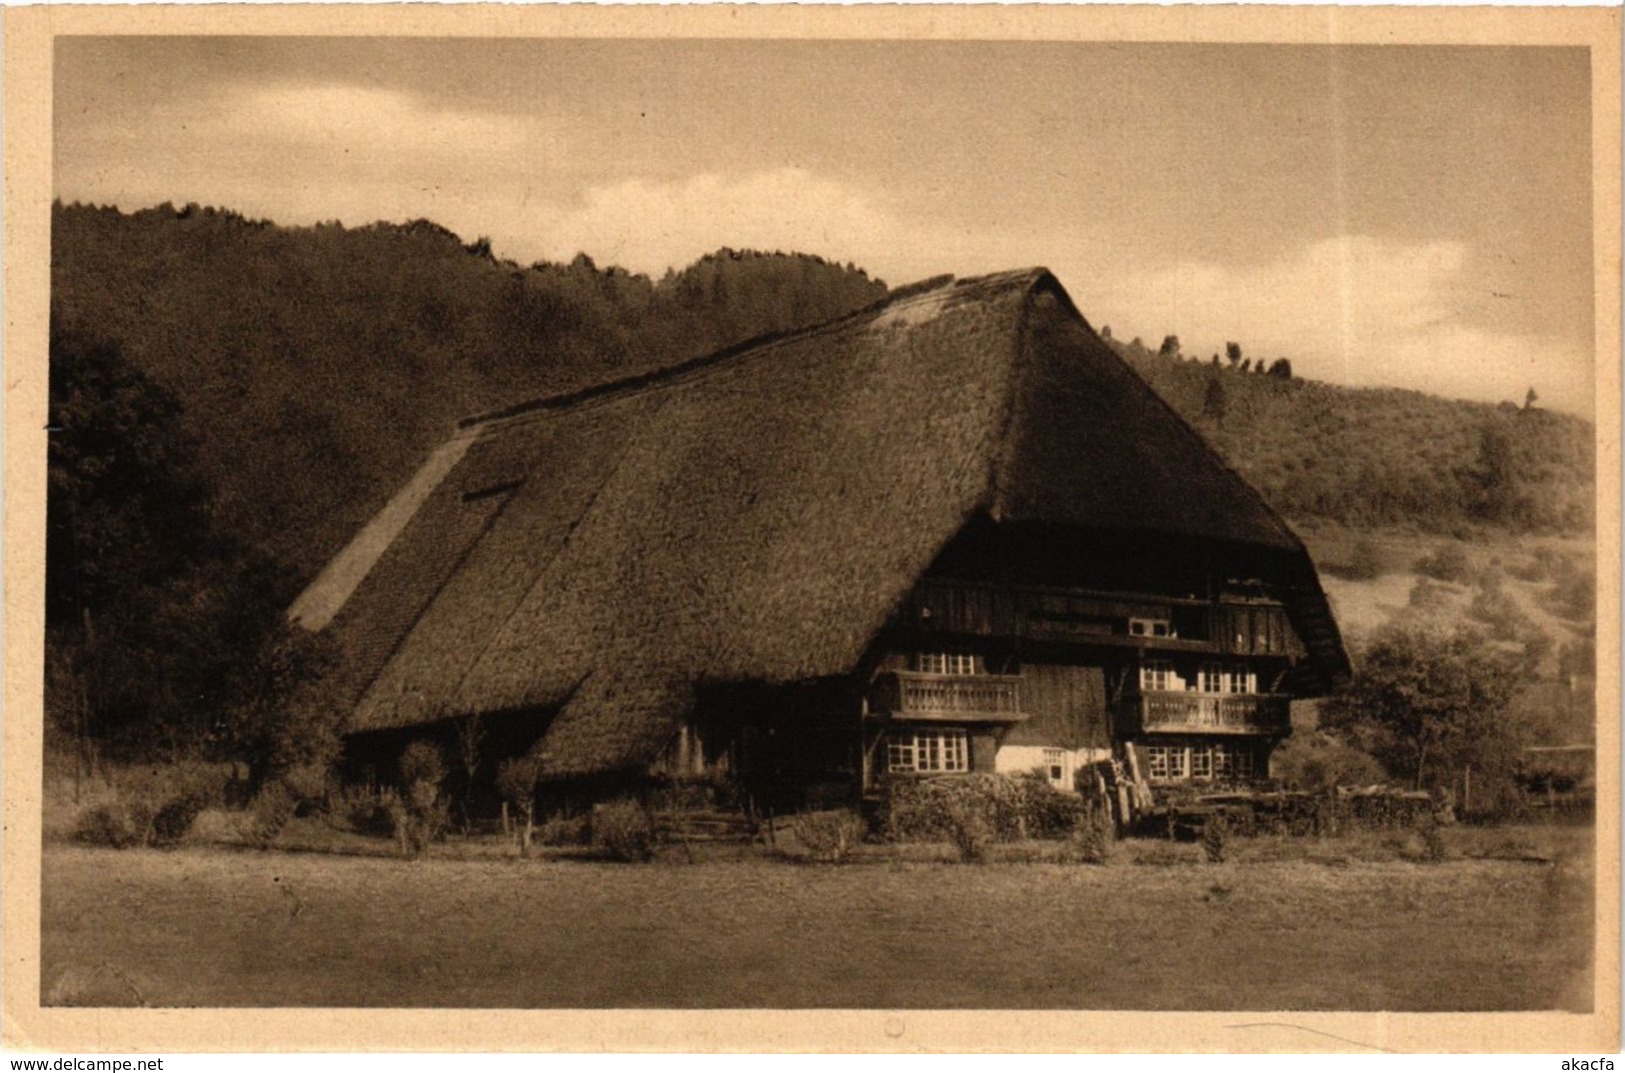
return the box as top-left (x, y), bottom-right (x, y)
top-left (943, 798), bottom-right (992, 863)
top-left (395, 741), bottom-right (450, 858)
top-left (281, 763), bottom-right (334, 813)
top-left (1067, 801), bottom-right (1115, 864)
top-left (534, 813), bottom-right (589, 848)
top-left (1468, 582), bottom-right (1531, 641)
top-left (247, 783), bottom-right (297, 849)
top-left (1345, 538), bottom-right (1386, 581)
top-left (73, 802), bottom-right (151, 849)
top-left (342, 785), bottom-right (400, 838)
top-left (884, 778), bottom-right (962, 842)
top-left (1011, 773), bottom-right (1087, 839)
top-left (1544, 564), bottom-right (1596, 623)
top-left (393, 790), bottom-right (449, 858)
top-left (1407, 577), bottom-right (1451, 614)
top-left (885, 773), bottom-right (1083, 844)
top-left (793, 809), bottom-right (868, 863)
top-left (496, 756), bottom-right (542, 855)
top-left (150, 791), bottom-right (209, 846)
top-left (592, 799), bottom-right (654, 862)
top-left (1419, 819), bottom-right (1448, 862)
top-left (399, 741), bottom-right (447, 788)
top-left (1414, 544), bottom-right (1472, 584)
top-left (1270, 731), bottom-right (1387, 793)
top-left (1201, 812), bottom-right (1230, 863)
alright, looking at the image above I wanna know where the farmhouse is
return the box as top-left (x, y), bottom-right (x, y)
top-left (289, 269), bottom-right (1349, 811)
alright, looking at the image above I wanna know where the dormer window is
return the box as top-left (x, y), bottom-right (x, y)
top-left (1129, 617), bottom-right (1173, 639)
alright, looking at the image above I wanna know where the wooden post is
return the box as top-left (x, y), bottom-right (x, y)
top-left (1463, 765), bottom-right (1472, 815)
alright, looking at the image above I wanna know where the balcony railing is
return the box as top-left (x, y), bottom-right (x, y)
top-left (1136, 691), bottom-right (1290, 733)
top-left (869, 671), bottom-right (1025, 722)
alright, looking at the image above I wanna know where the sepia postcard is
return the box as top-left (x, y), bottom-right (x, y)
top-left (3, 2), bottom-right (1620, 1056)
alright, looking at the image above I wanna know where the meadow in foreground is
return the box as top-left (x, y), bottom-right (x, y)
top-left (41, 823), bottom-right (1593, 1010)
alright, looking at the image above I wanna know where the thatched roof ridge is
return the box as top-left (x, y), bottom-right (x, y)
top-left (456, 270), bottom-right (971, 431)
top-left (299, 269), bottom-right (1347, 778)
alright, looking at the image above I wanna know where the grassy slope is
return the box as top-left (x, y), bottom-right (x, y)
top-left (41, 837), bottom-right (1592, 1009)
top-left (1117, 346), bottom-right (1595, 538)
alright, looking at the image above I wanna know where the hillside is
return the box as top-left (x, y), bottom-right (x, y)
top-left (1110, 339), bottom-right (1594, 538)
top-left (51, 201), bottom-right (888, 589)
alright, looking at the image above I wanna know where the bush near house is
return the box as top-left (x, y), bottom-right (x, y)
top-left (792, 809), bottom-right (869, 863)
top-left (246, 783), bottom-right (298, 849)
top-left (73, 802), bottom-right (154, 849)
top-left (883, 773), bottom-right (1090, 846)
top-left (1270, 730), bottom-right (1387, 793)
top-left (396, 742), bottom-right (450, 857)
top-left (1067, 800), bottom-right (1115, 864)
top-left (591, 799), bottom-right (655, 862)
top-left (69, 761), bottom-right (225, 849)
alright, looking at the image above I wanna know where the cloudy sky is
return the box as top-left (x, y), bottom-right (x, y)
top-left (55, 37), bottom-right (1596, 414)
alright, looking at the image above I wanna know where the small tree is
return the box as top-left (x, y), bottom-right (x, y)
top-left (455, 714), bottom-right (485, 832)
top-left (1201, 376), bottom-right (1228, 427)
top-left (1462, 422), bottom-right (1519, 524)
top-left (1268, 358), bottom-right (1294, 379)
top-left (1225, 341), bottom-right (1242, 367)
top-left (231, 628), bottom-right (342, 794)
top-left (397, 741), bottom-right (448, 856)
top-left (496, 756), bottom-right (542, 856)
top-left (1158, 334), bottom-right (1181, 360)
top-left (1346, 537), bottom-right (1385, 581)
top-left (1325, 625), bottom-right (1525, 791)
top-left (1523, 386), bottom-right (1539, 411)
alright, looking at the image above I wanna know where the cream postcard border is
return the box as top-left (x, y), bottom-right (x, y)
top-left (4, 3), bottom-right (1619, 1054)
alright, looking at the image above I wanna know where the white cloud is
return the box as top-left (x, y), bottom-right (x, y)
top-left (1067, 236), bottom-right (1593, 416)
top-left (517, 168), bottom-right (901, 274)
top-left (516, 182), bottom-right (1593, 414)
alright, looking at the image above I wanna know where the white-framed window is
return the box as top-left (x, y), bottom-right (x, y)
top-left (1199, 664), bottom-right (1256, 694)
top-left (1145, 744), bottom-right (1187, 780)
top-left (1042, 747), bottom-right (1067, 788)
top-left (1129, 617), bottom-right (1173, 639)
top-left (1140, 660), bottom-right (1175, 692)
top-left (1190, 745), bottom-right (1213, 779)
top-left (887, 728), bottom-right (970, 773)
top-left (917, 651), bottom-right (978, 676)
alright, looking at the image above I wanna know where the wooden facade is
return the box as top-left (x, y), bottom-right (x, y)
top-left (638, 519), bottom-right (1319, 808)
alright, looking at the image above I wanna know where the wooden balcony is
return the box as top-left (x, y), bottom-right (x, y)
top-left (1132, 691), bottom-right (1290, 734)
top-left (868, 671), bottom-right (1027, 724)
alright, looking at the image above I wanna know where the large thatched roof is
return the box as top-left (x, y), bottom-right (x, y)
top-left (291, 269), bottom-right (1348, 778)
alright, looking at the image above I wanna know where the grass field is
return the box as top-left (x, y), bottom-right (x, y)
top-left (41, 826), bottom-right (1594, 1010)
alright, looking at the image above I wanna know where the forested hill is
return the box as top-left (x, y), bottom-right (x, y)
top-left (51, 201), bottom-right (887, 585)
top-left (1107, 337), bottom-right (1594, 539)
